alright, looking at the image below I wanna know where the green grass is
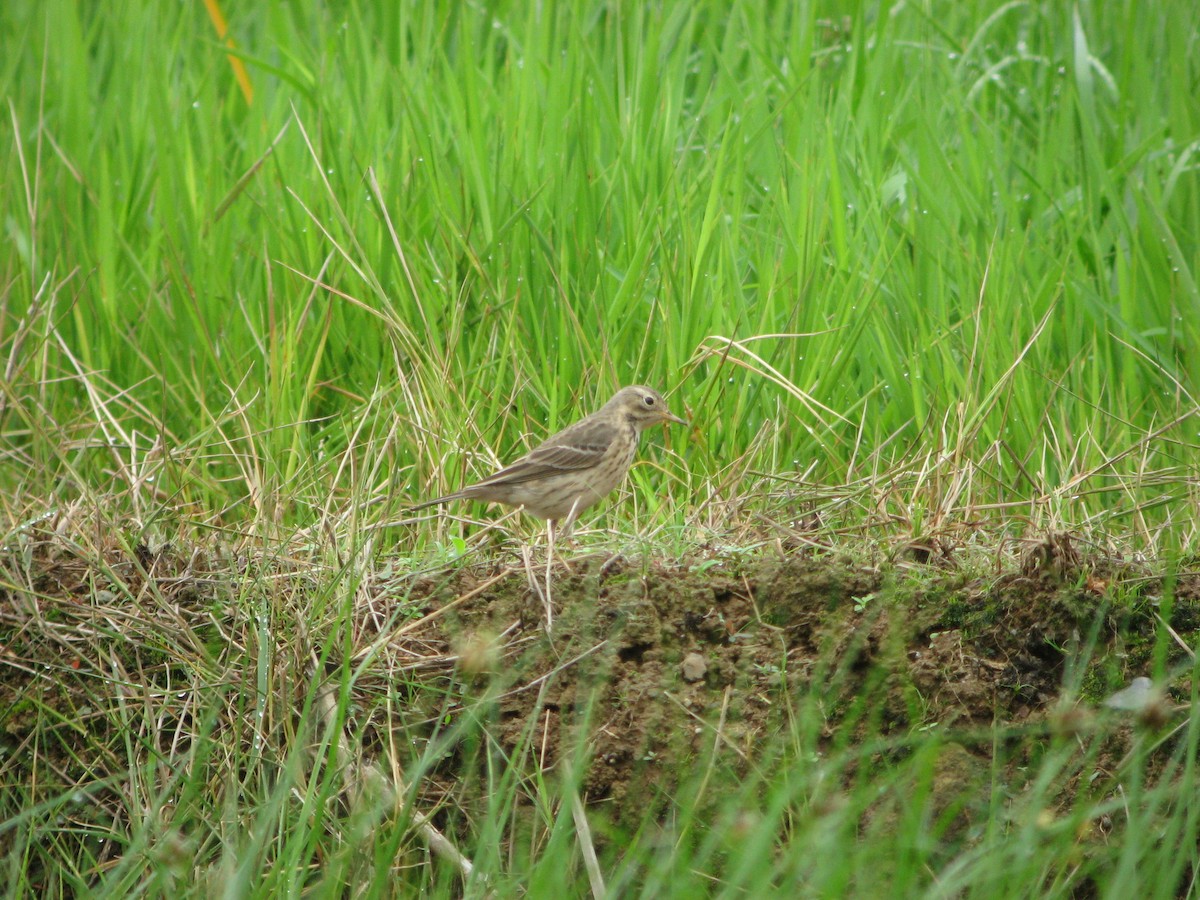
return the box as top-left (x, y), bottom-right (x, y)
top-left (2, 0), bottom-right (1200, 896)
top-left (2, 0), bottom-right (1198, 550)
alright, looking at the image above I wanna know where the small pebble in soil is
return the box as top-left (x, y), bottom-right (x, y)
top-left (682, 652), bottom-right (708, 682)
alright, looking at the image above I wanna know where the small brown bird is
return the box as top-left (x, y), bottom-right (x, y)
top-left (413, 385), bottom-right (686, 536)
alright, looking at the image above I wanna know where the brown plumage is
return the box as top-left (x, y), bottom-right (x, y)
top-left (413, 385), bottom-right (686, 535)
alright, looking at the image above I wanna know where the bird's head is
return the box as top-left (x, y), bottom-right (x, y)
top-left (608, 385), bottom-right (687, 431)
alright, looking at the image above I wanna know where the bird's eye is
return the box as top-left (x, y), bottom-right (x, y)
top-left (644, 395), bottom-right (655, 406)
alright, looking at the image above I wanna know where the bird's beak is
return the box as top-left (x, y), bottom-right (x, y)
top-left (663, 410), bottom-right (688, 426)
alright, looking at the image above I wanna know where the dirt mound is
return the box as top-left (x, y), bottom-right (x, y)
top-left (2, 527), bottom-right (1194, 860)
top-left (376, 535), bottom-right (1191, 832)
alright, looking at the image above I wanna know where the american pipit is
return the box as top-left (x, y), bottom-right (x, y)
top-left (413, 385), bottom-right (686, 536)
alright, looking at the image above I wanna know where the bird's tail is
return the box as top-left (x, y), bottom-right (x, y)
top-left (408, 491), bottom-right (468, 512)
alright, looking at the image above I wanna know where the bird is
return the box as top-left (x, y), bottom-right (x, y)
top-left (412, 385), bottom-right (686, 537)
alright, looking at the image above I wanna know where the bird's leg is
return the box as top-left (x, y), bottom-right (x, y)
top-left (543, 496), bottom-right (584, 630)
top-left (553, 498), bottom-right (586, 577)
top-left (542, 518), bottom-right (555, 632)
top-left (559, 496), bottom-right (585, 546)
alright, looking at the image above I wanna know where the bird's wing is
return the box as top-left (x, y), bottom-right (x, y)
top-left (475, 418), bottom-right (616, 486)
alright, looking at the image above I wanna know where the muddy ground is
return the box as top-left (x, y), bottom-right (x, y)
top-left (2, 527), bottom-right (1197, 873)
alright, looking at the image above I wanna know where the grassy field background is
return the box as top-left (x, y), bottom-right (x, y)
top-left (2, 1), bottom-right (1200, 896)
top-left (3, 0), bottom-right (1198, 550)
